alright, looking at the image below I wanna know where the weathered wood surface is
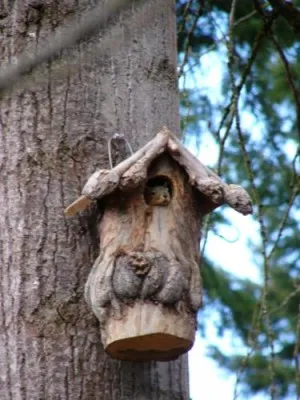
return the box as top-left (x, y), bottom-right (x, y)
top-left (85, 155), bottom-right (202, 360)
top-left (65, 127), bottom-right (253, 216)
top-left (64, 126), bottom-right (253, 361)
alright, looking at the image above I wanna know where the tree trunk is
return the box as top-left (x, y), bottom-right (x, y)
top-left (0, 0), bottom-right (188, 399)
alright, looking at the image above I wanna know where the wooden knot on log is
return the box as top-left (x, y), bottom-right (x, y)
top-left (88, 247), bottom-right (196, 315)
top-left (127, 251), bottom-right (151, 276)
top-left (112, 250), bottom-right (166, 301)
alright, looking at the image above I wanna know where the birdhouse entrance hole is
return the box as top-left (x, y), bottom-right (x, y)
top-left (144, 175), bottom-right (173, 206)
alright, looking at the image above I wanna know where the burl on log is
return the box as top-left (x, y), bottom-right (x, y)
top-left (65, 127), bottom-right (252, 362)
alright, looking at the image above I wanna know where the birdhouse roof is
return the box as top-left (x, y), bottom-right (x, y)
top-left (65, 127), bottom-right (253, 217)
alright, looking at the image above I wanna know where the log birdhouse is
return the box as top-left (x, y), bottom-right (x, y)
top-left (65, 127), bottom-right (252, 362)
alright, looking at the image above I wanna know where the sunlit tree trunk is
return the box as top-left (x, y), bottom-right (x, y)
top-left (0, 0), bottom-right (188, 399)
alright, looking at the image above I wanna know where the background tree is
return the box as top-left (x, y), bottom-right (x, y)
top-left (176, 0), bottom-right (300, 398)
top-left (0, 1), bottom-right (190, 399)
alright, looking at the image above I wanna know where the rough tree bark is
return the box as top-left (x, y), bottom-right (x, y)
top-left (0, 0), bottom-right (189, 399)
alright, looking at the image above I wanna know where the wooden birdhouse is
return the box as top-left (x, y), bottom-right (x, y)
top-left (65, 127), bottom-right (252, 362)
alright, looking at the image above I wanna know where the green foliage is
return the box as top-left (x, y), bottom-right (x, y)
top-left (177, 0), bottom-right (300, 398)
top-left (202, 259), bottom-right (260, 338)
top-left (207, 347), bottom-right (296, 397)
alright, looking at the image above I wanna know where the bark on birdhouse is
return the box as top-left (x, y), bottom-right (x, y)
top-left (65, 127), bottom-right (253, 362)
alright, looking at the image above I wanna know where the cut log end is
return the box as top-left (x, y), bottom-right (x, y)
top-left (106, 333), bottom-right (192, 362)
top-left (102, 301), bottom-right (196, 362)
